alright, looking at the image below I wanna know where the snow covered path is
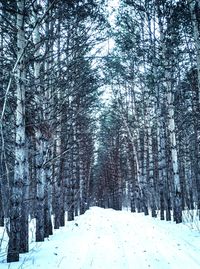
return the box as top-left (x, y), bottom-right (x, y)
top-left (1, 207), bottom-right (200, 269)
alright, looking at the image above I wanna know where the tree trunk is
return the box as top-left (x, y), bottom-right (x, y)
top-left (33, 2), bottom-right (45, 242)
top-left (19, 138), bottom-right (29, 253)
top-left (147, 126), bottom-right (157, 217)
top-left (167, 88), bottom-right (182, 223)
top-left (157, 103), bottom-right (167, 220)
top-left (189, 0), bottom-right (200, 100)
top-left (157, 6), bottom-right (182, 223)
top-left (0, 185), bottom-right (4, 226)
top-left (7, 0), bottom-right (26, 262)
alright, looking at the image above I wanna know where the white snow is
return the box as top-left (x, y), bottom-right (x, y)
top-left (0, 207), bottom-right (200, 269)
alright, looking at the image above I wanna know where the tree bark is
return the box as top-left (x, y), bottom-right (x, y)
top-left (33, 1), bottom-right (45, 242)
top-left (7, 0), bottom-right (26, 262)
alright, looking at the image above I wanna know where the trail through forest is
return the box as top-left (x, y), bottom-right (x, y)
top-left (1, 207), bottom-right (200, 269)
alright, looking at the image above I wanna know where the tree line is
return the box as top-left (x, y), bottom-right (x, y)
top-left (94, 0), bottom-right (200, 225)
top-left (0, 0), bottom-right (107, 262)
top-left (1, 0), bottom-right (200, 264)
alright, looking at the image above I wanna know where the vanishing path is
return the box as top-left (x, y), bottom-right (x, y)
top-left (1, 207), bottom-right (200, 269)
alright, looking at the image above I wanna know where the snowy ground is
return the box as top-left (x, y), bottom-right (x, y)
top-left (0, 207), bottom-right (200, 269)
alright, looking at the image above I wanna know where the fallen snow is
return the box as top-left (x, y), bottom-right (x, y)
top-left (0, 207), bottom-right (200, 269)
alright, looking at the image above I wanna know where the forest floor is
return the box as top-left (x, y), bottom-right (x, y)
top-left (0, 207), bottom-right (200, 269)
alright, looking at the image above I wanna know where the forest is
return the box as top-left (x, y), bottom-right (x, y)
top-left (0, 0), bottom-right (200, 265)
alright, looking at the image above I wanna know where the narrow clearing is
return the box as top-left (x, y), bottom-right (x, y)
top-left (1, 207), bottom-right (200, 269)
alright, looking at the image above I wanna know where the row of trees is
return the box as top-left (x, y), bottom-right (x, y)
top-left (0, 0), bottom-right (107, 262)
top-left (2, 0), bottom-right (200, 264)
top-left (94, 0), bottom-right (200, 224)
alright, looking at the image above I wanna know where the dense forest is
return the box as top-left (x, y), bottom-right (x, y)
top-left (0, 0), bottom-right (200, 263)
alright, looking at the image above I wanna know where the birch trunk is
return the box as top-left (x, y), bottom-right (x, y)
top-left (7, 0), bottom-right (26, 262)
top-left (72, 113), bottom-right (78, 216)
top-left (79, 137), bottom-right (86, 215)
top-left (54, 7), bottom-right (65, 227)
top-left (67, 106), bottom-right (75, 221)
top-left (157, 7), bottom-right (182, 223)
top-left (33, 1), bottom-right (45, 241)
top-left (79, 162), bottom-right (85, 215)
top-left (157, 103), bottom-right (168, 220)
top-left (19, 137), bottom-right (29, 253)
top-left (44, 147), bottom-right (53, 237)
top-left (167, 85), bottom-right (182, 223)
top-left (139, 130), bottom-right (149, 215)
top-left (126, 141), bottom-right (136, 212)
top-left (119, 111), bottom-right (142, 212)
top-left (43, 19), bottom-right (53, 236)
top-left (53, 78), bottom-right (62, 228)
top-left (54, 117), bottom-right (62, 229)
top-left (147, 126), bottom-right (156, 217)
